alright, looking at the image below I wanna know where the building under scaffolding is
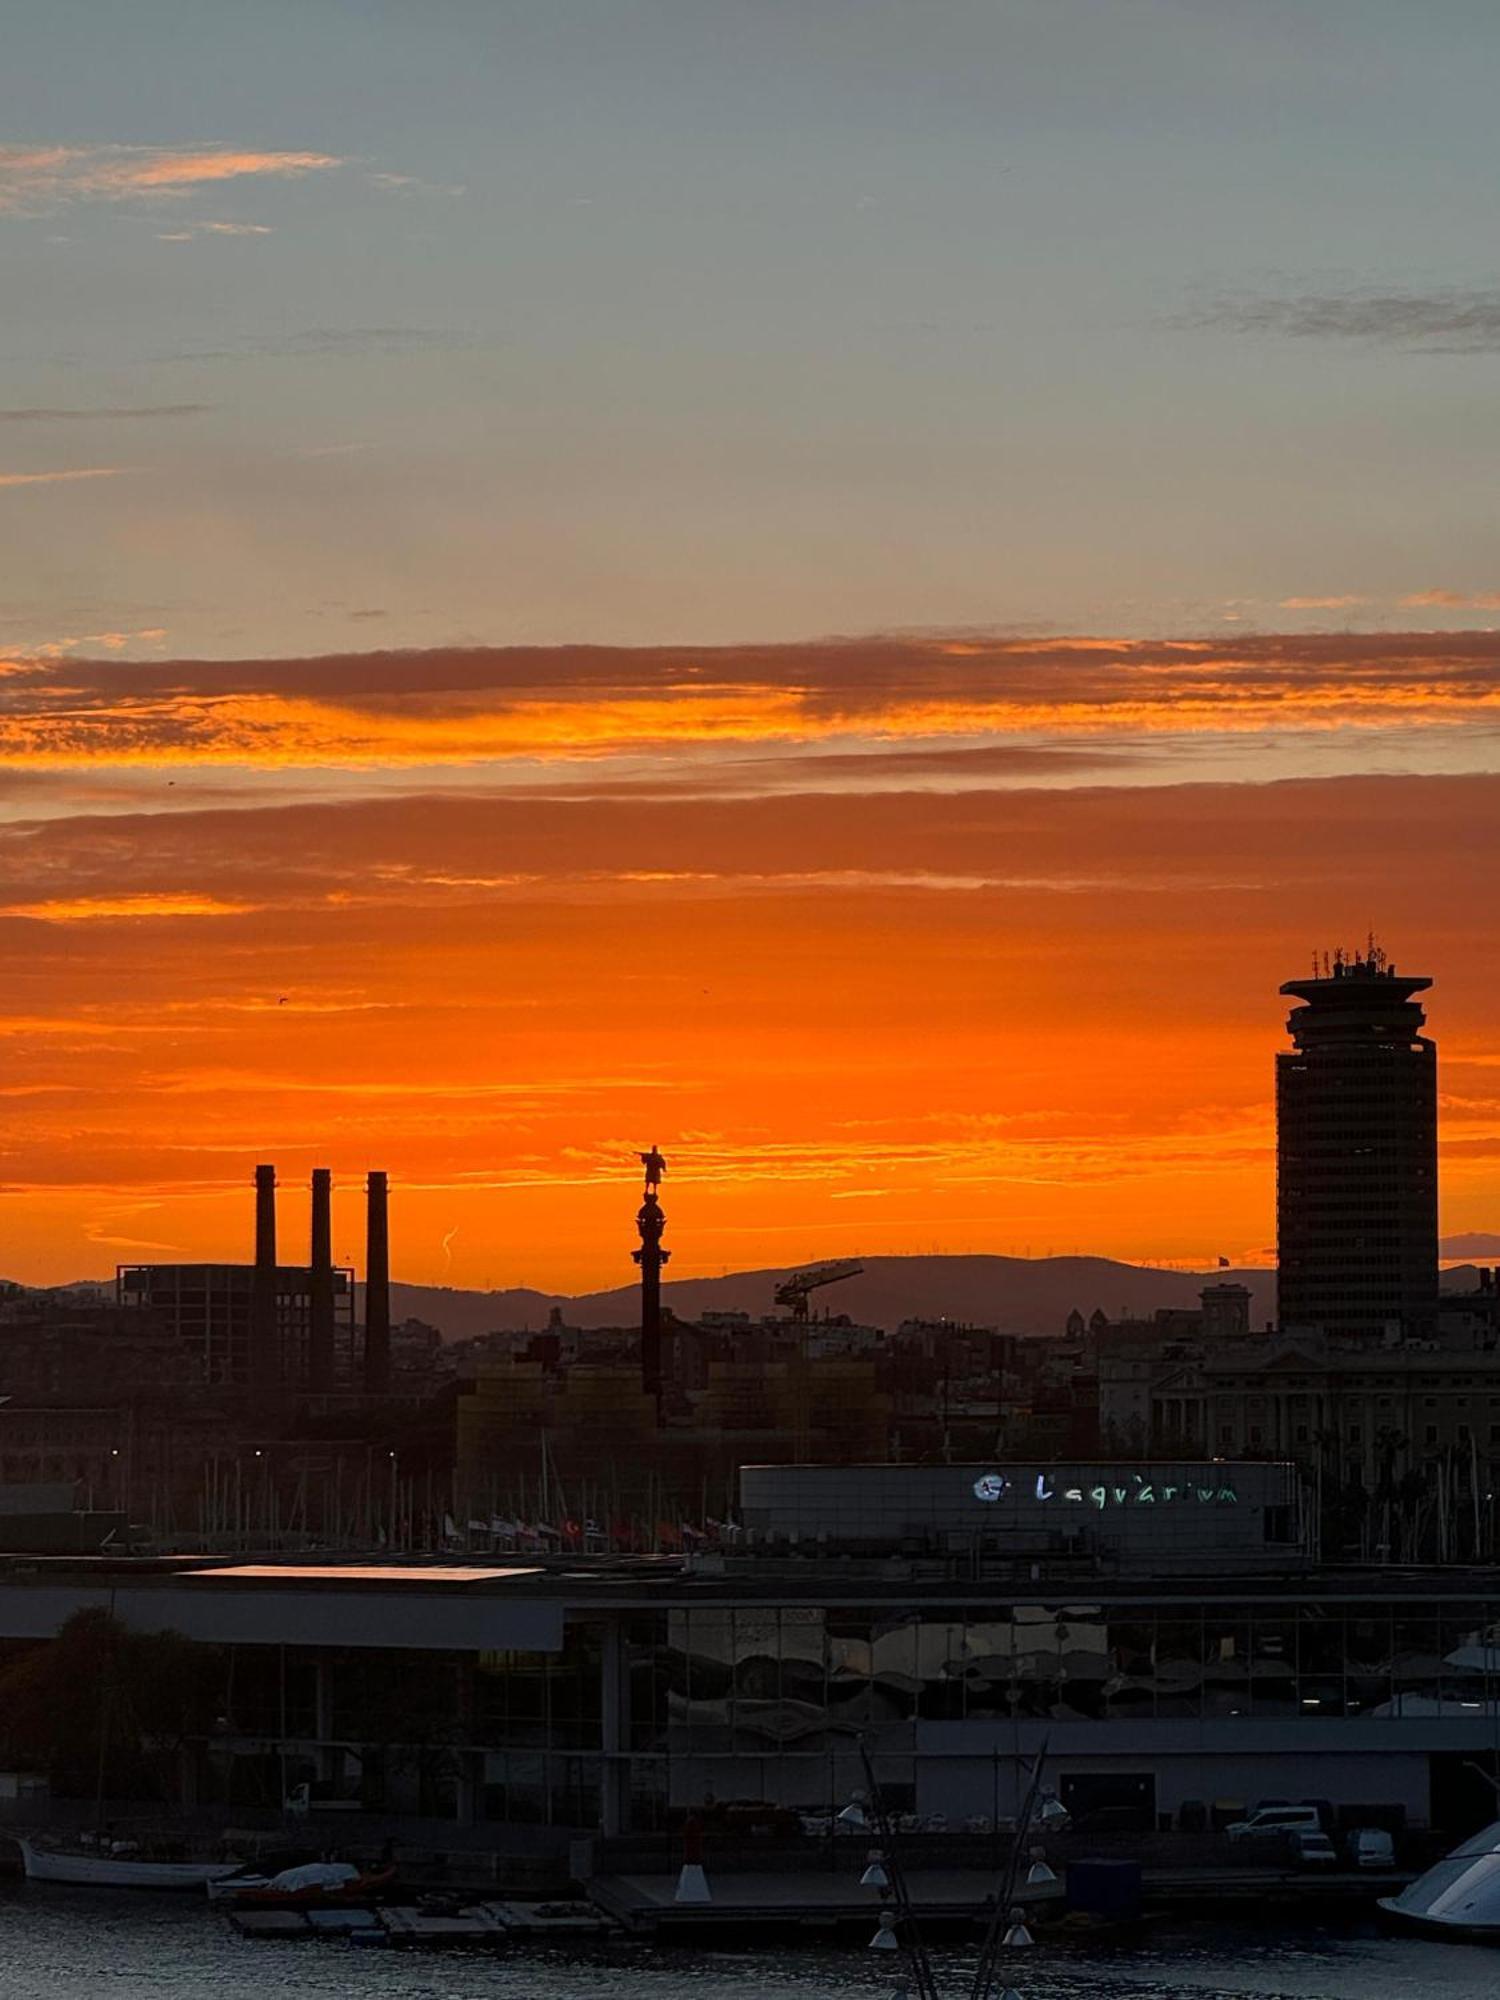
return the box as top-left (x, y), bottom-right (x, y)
top-left (117, 1260), bottom-right (356, 1389)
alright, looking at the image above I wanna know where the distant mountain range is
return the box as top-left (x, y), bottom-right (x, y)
top-left (20, 1253), bottom-right (1493, 1344)
top-left (374, 1254), bottom-right (1285, 1340)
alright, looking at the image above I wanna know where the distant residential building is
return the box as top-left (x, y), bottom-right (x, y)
top-left (454, 1341), bottom-right (895, 1520)
top-left (1199, 1282), bottom-right (1254, 1338)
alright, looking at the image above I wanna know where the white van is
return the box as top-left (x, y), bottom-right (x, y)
top-left (1226, 1804), bottom-right (1325, 1842)
top-left (1347, 1827), bottom-right (1396, 1870)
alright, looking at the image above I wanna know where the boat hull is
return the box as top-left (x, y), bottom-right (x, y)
top-left (220, 1866), bottom-right (400, 1910)
top-left (1378, 1897), bottom-right (1500, 1943)
top-left (20, 1839), bottom-right (238, 1890)
top-left (1377, 1823), bottom-right (1500, 1941)
top-left (207, 1872), bottom-right (272, 1903)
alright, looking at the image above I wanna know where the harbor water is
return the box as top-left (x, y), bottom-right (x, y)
top-left (1, 1894), bottom-right (1497, 2000)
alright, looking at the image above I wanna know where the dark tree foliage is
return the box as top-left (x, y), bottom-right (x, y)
top-left (0, 1608), bottom-right (222, 1798)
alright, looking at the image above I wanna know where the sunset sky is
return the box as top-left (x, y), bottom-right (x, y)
top-left (1, 3), bottom-right (1498, 1288)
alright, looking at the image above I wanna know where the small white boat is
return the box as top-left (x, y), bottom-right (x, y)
top-left (19, 1835), bottom-right (239, 1890)
top-left (1380, 1819), bottom-right (1500, 1938)
top-left (208, 1859), bottom-right (362, 1905)
top-left (207, 1866), bottom-right (274, 1903)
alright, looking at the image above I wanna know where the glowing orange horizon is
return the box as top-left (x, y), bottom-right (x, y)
top-left (3, 629), bottom-right (1500, 770)
top-left (0, 636), bottom-right (1495, 1290)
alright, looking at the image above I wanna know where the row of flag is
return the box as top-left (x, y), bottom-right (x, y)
top-left (442, 1512), bottom-right (741, 1553)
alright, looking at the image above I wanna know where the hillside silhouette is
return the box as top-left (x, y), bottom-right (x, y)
top-left (378, 1253), bottom-right (1281, 1341)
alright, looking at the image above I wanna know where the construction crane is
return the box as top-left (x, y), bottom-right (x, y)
top-left (773, 1260), bottom-right (864, 1323)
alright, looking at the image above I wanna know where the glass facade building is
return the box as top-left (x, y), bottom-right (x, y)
top-left (3, 1465), bottom-right (1499, 1840)
top-left (165, 1588), bottom-right (1500, 1833)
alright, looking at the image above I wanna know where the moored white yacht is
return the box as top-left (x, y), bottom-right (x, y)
top-left (18, 1832), bottom-right (240, 1890)
top-left (1379, 1820), bottom-right (1500, 1938)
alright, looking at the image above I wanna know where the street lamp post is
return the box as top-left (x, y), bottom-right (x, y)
top-left (965, 1736), bottom-right (1053, 2000)
top-left (852, 1733), bottom-right (1057, 2000)
top-left (853, 1740), bottom-right (941, 2000)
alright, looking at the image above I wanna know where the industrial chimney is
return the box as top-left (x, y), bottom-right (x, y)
top-left (250, 1162), bottom-right (280, 1390)
top-left (364, 1170), bottom-right (391, 1394)
top-left (255, 1161), bottom-right (277, 1267)
top-left (308, 1167), bottom-right (335, 1391)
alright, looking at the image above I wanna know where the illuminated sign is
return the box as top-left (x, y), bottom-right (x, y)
top-left (972, 1471), bottom-right (1239, 1509)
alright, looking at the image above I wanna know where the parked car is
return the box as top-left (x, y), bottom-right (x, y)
top-left (1289, 1828), bottom-right (1339, 1868)
top-left (1076, 1804), bottom-right (1159, 1836)
top-left (1226, 1804), bottom-right (1326, 1842)
top-left (1347, 1827), bottom-right (1396, 1870)
top-left (685, 1799), bottom-right (802, 1838)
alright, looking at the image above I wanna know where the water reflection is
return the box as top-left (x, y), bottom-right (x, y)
top-left (0, 1892), bottom-right (1498, 2000)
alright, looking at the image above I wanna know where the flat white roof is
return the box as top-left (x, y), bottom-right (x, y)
top-left (196, 1564), bottom-right (541, 1586)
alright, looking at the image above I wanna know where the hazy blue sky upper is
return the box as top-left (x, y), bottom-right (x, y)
top-left (6, 0), bottom-right (1500, 655)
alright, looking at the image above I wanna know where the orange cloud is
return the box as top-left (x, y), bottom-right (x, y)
top-left (29, 628), bottom-right (166, 657)
top-left (121, 150), bottom-right (337, 191)
top-left (0, 895), bottom-right (253, 922)
top-left (1401, 589), bottom-right (1500, 610)
top-left (1, 632), bottom-right (1500, 774)
top-left (0, 144), bottom-right (340, 213)
top-left (0, 468), bottom-right (123, 490)
top-left (1279, 595), bottom-right (1365, 610)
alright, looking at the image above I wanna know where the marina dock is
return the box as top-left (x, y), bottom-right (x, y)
top-left (226, 1898), bottom-right (615, 1948)
top-left (213, 1855), bottom-right (1417, 1950)
top-left (584, 1863), bottom-right (1417, 1939)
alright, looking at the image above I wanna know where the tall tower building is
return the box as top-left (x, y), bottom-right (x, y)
top-left (1276, 949), bottom-right (1438, 1338)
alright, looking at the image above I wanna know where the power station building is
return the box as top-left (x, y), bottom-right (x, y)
top-left (1276, 951), bottom-right (1439, 1339)
top-left (115, 1260), bottom-right (353, 1390)
top-left (117, 1164), bottom-right (393, 1394)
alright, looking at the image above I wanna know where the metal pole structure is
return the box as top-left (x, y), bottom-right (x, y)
top-left (856, 1738), bottom-right (941, 2000)
top-left (968, 1734), bottom-right (1051, 2000)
